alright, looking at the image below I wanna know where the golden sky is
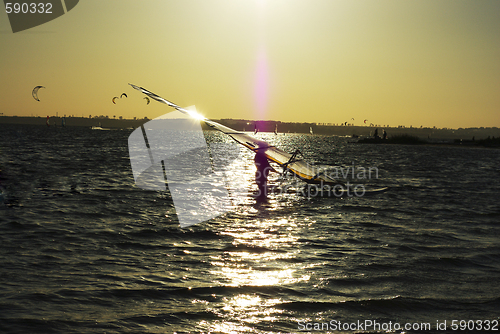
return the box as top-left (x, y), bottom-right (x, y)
top-left (1, 0), bottom-right (499, 128)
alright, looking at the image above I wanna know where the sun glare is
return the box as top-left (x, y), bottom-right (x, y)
top-left (189, 110), bottom-right (206, 121)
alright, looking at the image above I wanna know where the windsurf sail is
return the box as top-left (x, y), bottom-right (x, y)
top-left (129, 84), bottom-right (343, 185)
top-left (46, 116), bottom-right (50, 127)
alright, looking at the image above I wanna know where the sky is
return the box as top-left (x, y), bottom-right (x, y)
top-left (1, 0), bottom-right (499, 129)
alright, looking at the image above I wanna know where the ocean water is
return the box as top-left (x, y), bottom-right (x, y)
top-left (0, 123), bottom-right (499, 334)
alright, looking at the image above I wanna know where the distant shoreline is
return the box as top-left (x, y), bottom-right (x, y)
top-left (356, 134), bottom-right (500, 148)
top-left (1, 115), bottom-right (499, 140)
top-left (0, 115), bottom-right (147, 129)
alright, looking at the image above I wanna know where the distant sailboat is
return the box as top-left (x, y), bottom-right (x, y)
top-left (91, 121), bottom-right (109, 130)
top-left (309, 126), bottom-right (313, 135)
top-left (61, 117), bottom-right (66, 127)
top-left (46, 116), bottom-right (50, 127)
top-left (274, 124), bottom-right (278, 135)
top-left (254, 124), bottom-right (259, 134)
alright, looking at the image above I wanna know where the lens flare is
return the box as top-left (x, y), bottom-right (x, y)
top-left (254, 48), bottom-right (268, 119)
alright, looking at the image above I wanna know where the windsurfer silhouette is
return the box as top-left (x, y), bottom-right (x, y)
top-left (254, 150), bottom-right (277, 197)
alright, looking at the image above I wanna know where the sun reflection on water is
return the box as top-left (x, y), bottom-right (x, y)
top-left (210, 221), bottom-right (309, 286)
top-left (195, 132), bottom-right (316, 332)
top-left (197, 216), bottom-right (310, 332)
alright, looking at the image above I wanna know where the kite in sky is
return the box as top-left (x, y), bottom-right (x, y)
top-left (32, 86), bottom-right (45, 101)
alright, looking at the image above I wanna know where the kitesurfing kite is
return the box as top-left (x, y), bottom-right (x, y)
top-left (128, 84), bottom-right (388, 195)
top-left (32, 86), bottom-right (45, 101)
top-left (112, 97), bottom-right (119, 104)
top-left (144, 97), bottom-right (150, 105)
top-left (121, 93), bottom-right (127, 98)
top-left (364, 119), bottom-right (368, 124)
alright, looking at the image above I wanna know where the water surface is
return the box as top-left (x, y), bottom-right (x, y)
top-left (0, 124), bottom-right (499, 333)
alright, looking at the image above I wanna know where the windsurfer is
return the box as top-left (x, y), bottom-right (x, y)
top-left (254, 150), bottom-right (277, 196)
